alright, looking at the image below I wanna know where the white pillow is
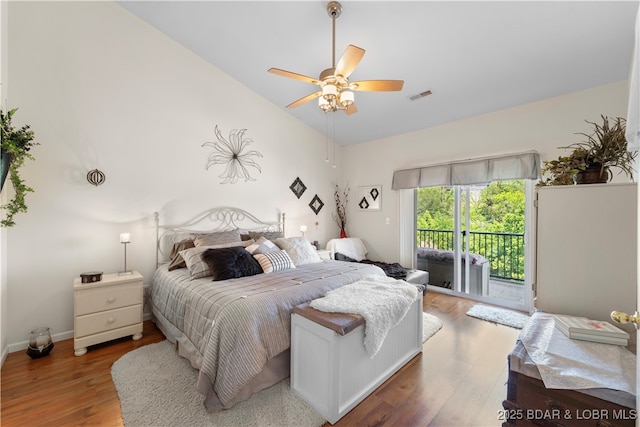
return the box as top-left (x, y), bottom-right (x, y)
top-left (254, 250), bottom-right (296, 273)
top-left (326, 237), bottom-right (368, 261)
top-left (274, 237), bottom-right (322, 266)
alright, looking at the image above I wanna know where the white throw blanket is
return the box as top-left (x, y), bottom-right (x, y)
top-left (309, 274), bottom-right (418, 358)
top-left (326, 237), bottom-right (368, 261)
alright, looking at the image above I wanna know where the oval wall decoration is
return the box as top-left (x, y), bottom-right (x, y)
top-left (87, 169), bottom-right (106, 186)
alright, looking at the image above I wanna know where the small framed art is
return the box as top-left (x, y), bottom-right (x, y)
top-left (357, 185), bottom-right (381, 211)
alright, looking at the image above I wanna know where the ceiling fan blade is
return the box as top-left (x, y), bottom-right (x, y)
top-left (335, 45), bottom-right (365, 78)
top-left (345, 103), bottom-right (358, 115)
top-left (286, 91), bottom-right (322, 109)
top-left (351, 80), bottom-right (404, 92)
top-left (268, 68), bottom-right (319, 85)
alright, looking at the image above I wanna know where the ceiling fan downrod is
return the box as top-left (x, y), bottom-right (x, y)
top-left (327, 1), bottom-right (342, 69)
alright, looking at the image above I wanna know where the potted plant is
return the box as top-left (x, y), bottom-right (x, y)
top-left (1, 108), bottom-right (38, 227)
top-left (539, 115), bottom-right (637, 186)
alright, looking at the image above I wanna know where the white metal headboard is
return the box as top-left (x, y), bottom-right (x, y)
top-left (154, 207), bottom-right (285, 266)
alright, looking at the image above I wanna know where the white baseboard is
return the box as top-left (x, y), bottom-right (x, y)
top-left (5, 311), bottom-right (153, 356)
top-left (1, 345), bottom-right (8, 367)
top-left (8, 329), bottom-right (74, 354)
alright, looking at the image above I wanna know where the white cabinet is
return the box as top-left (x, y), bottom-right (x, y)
top-left (535, 183), bottom-right (637, 322)
top-left (73, 271), bottom-right (143, 356)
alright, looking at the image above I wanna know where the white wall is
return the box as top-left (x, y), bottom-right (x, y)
top-left (2, 1), bottom-right (632, 355)
top-left (341, 81), bottom-right (630, 263)
top-left (3, 1), bottom-right (343, 352)
top-left (1, 0), bottom-right (8, 364)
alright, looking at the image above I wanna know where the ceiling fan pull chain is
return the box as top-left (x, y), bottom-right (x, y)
top-left (325, 112), bottom-right (330, 163)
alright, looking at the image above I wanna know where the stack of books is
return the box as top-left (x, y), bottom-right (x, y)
top-left (553, 314), bottom-right (629, 346)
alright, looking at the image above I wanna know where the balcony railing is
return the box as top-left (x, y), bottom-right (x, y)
top-left (417, 228), bottom-right (525, 283)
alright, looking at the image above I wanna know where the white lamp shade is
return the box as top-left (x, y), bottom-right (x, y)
top-left (300, 225), bottom-right (308, 232)
top-left (318, 96), bottom-right (332, 111)
top-left (340, 90), bottom-right (354, 107)
top-left (322, 84), bottom-right (337, 100)
top-left (120, 233), bottom-right (131, 243)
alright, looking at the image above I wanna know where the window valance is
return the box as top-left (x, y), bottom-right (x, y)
top-left (392, 151), bottom-right (541, 190)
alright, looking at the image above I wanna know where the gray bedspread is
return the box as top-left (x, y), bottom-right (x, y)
top-left (151, 260), bottom-right (385, 410)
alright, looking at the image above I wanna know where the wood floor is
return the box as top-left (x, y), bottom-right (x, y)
top-left (1, 292), bottom-right (521, 427)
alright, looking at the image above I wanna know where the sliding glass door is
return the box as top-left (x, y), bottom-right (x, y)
top-left (416, 180), bottom-right (531, 310)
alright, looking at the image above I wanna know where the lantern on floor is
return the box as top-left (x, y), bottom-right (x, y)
top-left (26, 327), bottom-right (54, 359)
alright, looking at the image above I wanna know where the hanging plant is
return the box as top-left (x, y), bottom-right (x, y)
top-left (0, 109), bottom-right (38, 227)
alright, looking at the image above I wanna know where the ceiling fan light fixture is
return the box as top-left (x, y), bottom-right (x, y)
top-left (340, 90), bottom-right (354, 107)
top-left (322, 84), bottom-right (338, 101)
top-left (268, 0), bottom-right (403, 115)
top-left (319, 96), bottom-right (332, 112)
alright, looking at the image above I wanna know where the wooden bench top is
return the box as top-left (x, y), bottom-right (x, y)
top-left (292, 303), bottom-right (365, 336)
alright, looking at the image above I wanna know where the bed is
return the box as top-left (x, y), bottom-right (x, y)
top-left (150, 207), bottom-right (386, 412)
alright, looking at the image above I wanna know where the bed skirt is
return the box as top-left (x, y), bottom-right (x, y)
top-left (152, 308), bottom-right (291, 412)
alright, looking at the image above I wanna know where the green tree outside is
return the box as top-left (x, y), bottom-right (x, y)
top-left (417, 180), bottom-right (525, 282)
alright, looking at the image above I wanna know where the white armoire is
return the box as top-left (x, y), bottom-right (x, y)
top-left (535, 183), bottom-right (637, 322)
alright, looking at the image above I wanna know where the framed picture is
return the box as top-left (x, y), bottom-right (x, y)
top-left (357, 185), bottom-right (381, 211)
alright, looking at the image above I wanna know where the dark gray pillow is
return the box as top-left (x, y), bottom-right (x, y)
top-left (248, 230), bottom-right (283, 241)
top-left (202, 246), bottom-right (263, 281)
top-left (193, 229), bottom-right (242, 247)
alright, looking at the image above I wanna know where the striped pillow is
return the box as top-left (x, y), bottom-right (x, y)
top-left (253, 250), bottom-right (296, 274)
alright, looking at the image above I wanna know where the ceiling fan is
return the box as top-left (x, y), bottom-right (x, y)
top-left (267, 1), bottom-right (404, 115)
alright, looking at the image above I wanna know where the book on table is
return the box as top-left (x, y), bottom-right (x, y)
top-left (553, 314), bottom-right (629, 345)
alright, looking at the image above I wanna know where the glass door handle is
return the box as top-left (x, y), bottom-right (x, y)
top-left (610, 310), bottom-right (640, 329)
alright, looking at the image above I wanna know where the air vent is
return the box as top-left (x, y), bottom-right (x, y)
top-left (408, 89), bottom-right (432, 101)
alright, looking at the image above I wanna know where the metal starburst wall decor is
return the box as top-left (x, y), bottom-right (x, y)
top-left (202, 126), bottom-right (263, 184)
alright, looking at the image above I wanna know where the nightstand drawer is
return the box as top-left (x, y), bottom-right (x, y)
top-left (75, 304), bottom-right (142, 338)
top-left (75, 283), bottom-right (142, 316)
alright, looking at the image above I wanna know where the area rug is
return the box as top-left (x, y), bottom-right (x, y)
top-left (112, 314), bottom-right (442, 426)
top-left (111, 341), bottom-right (326, 427)
top-left (423, 312), bottom-right (443, 342)
top-left (466, 304), bottom-right (530, 329)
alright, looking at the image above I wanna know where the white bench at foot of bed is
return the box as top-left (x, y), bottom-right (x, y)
top-left (290, 295), bottom-right (423, 424)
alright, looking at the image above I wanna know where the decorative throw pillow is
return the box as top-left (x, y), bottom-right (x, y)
top-left (180, 240), bottom-right (254, 279)
top-left (253, 250), bottom-right (296, 273)
top-left (274, 236), bottom-right (322, 266)
top-left (167, 239), bottom-right (196, 271)
top-left (245, 236), bottom-right (279, 255)
top-left (202, 246), bottom-right (263, 281)
top-left (248, 230), bottom-right (284, 242)
top-left (193, 229), bottom-right (242, 247)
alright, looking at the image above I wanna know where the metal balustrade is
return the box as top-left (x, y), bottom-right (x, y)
top-left (417, 228), bottom-right (525, 283)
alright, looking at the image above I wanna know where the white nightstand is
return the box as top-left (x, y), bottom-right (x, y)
top-left (73, 271), bottom-right (144, 356)
top-left (317, 249), bottom-right (331, 260)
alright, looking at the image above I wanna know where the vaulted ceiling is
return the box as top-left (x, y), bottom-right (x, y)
top-left (118, 1), bottom-right (639, 145)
